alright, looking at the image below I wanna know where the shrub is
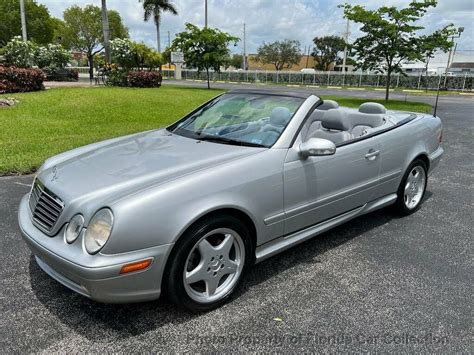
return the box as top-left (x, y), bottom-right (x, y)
top-left (110, 38), bottom-right (136, 69)
top-left (1, 37), bottom-right (35, 68)
top-left (34, 44), bottom-right (71, 69)
top-left (110, 38), bottom-right (162, 70)
top-left (106, 68), bottom-right (129, 87)
top-left (0, 66), bottom-right (45, 93)
top-left (132, 42), bottom-right (162, 70)
top-left (42, 67), bottom-right (78, 81)
top-left (127, 71), bottom-right (162, 88)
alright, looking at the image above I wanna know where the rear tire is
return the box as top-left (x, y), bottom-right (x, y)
top-left (395, 159), bottom-right (428, 215)
top-left (164, 215), bottom-right (253, 312)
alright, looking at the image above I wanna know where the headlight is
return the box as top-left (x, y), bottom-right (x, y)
top-left (84, 208), bottom-right (113, 254)
top-left (64, 214), bottom-right (84, 244)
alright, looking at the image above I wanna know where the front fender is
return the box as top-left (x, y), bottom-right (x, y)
top-left (102, 149), bottom-right (287, 254)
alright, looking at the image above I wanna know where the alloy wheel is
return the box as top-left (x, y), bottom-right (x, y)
top-left (403, 166), bottom-right (426, 210)
top-left (183, 228), bottom-right (245, 304)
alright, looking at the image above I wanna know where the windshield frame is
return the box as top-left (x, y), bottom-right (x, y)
top-left (167, 92), bottom-right (306, 148)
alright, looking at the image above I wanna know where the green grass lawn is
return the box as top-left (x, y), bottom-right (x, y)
top-left (0, 86), bottom-right (432, 175)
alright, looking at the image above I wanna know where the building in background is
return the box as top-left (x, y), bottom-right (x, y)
top-left (449, 62), bottom-right (474, 74)
top-left (401, 52), bottom-right (474, 75)
top-left (245, 55), bottom-right (334, 71)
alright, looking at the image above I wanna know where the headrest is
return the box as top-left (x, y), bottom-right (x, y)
top-left (270, 107), bottom-right (292, 126)
top-left (308, 110), bottom-right (324, 123)
top-left (351, 112), bottom-right (384, 128)
top-left (321, 109), bottom-right (351, 131)
top-left (307, 100), bottom-right (340, 124)
top-left (359, 102), bottom-right (386, 114)
top-left (319, 100), bottom-right (339, 111)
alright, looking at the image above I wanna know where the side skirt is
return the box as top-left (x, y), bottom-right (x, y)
top-left (254, 193), bottom-right (397, 263)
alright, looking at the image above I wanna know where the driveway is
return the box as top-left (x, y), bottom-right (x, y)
top-left (0, 89), bottom-right (472, 352)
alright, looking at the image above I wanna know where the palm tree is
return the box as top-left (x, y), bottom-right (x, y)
top-left (101, 0), bottom-right (111, 63)
top-left (140, 0), bottom-right (178, 52)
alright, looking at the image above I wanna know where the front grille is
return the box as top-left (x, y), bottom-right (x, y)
top-left (29, 179), bottom-right (64, 232)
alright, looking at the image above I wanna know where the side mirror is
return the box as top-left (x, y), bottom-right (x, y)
top-left (299, 138), bottom-right (336, 158)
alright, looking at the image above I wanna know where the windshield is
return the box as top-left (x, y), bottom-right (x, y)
top-left (168, 93), bottom-right (304, 147)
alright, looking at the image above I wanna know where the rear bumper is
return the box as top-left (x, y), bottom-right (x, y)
top-left (428, 146), bottom-right (444, 175)
top-left (18, 195), bottom-right (173, 303)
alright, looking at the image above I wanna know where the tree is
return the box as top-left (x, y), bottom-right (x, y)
top-left (0, 0), bottom-right (55, 46)
top-left (171, 23), bottom-right (239, 89)
top-left (341, 0), bottom-right (448, 100)
top-left (336, 56), bottom-right (356, 66)
top-left (311, 36), bottom-right (346, 71)
top-left (229, 54), bottom-right (243, 69)
top-left (255, 40), bottom-right (301, 71)
top-left (140, 0), bottom-right (178, 53)
top-left (419, 26), bottom-right (456, 91)
top-left (101, 0), bottom-right (111, 63)
top-left (50, 18), bottom-right (67, 43)
top-left (62, 5), bottom-right (129, 80)
top-left (162, 46), bottom-right (172, 66)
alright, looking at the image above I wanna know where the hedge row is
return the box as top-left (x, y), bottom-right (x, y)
top-left (127, 71), bottom-right (162, 88)
top-left (0, 66), bottom-right (45, 93)
top-left (107, 69), bottom-right (162, 88)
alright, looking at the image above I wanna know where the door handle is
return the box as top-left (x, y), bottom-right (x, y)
top-left (365, 149), bottom-right (380, 160)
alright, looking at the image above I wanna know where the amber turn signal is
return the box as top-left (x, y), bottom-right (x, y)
top-left (120, 259), bottom-right (153, 274)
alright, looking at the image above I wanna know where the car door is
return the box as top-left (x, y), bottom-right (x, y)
top-left (282, 135), bottom-right (382, 235)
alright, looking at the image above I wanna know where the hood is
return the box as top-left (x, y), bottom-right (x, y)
top-left (37, 129), bottom-right (265, 205)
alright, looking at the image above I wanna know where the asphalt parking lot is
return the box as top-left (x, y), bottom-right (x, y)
top-left (1, 87), bottom-right (472, 352)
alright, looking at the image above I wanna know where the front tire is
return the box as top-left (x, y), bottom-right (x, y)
top-left (395, 159), bottom-right (428, 215)
top-left (165, 215), bottom-right (252, 312)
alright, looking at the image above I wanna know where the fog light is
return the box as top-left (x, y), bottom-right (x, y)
top-left (120, 259), bottom-right (153, 274)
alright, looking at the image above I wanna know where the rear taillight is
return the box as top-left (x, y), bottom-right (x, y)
top-left (439, 129), bottom-right (443, 144)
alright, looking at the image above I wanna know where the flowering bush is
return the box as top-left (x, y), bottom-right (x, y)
top-left (110, 38), bottom-right (162, 70)
top-left (1, 37), bottom-right (71, 77)
top-left (127, 71), bottom-right (162, 88)
top-left (1, 36), bottom-right (35, 68)
top-left (110, 38), bottom-right (136, 69)
top-left (34, 44), bottom-right (71, 69)
top-left (0, 66), bottom-right (45, 93)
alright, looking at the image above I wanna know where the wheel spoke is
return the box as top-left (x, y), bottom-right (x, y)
top-left (216, 233), bottom-right (234, 257)
top-left (205, 276), bottom-right (220, 296)
top-left (198, 238), bottom-right (216, 260)
top-left (405, 181), bottom-right (411, 193)
top-left (222, 260), bottom-right (238, 276)
top-left (413, 170), bottom-right (419, 179)
top-left (185, 262), bottom-right (206, 285)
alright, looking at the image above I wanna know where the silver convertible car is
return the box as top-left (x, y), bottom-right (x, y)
top-left (19, 90), bottom-right (443, 311)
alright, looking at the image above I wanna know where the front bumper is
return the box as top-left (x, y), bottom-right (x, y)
top-left (18, 195), bottom-right (174, 303)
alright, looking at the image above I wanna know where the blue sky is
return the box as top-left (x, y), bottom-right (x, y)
top-left (38, 0), bottom-right (473, 56)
